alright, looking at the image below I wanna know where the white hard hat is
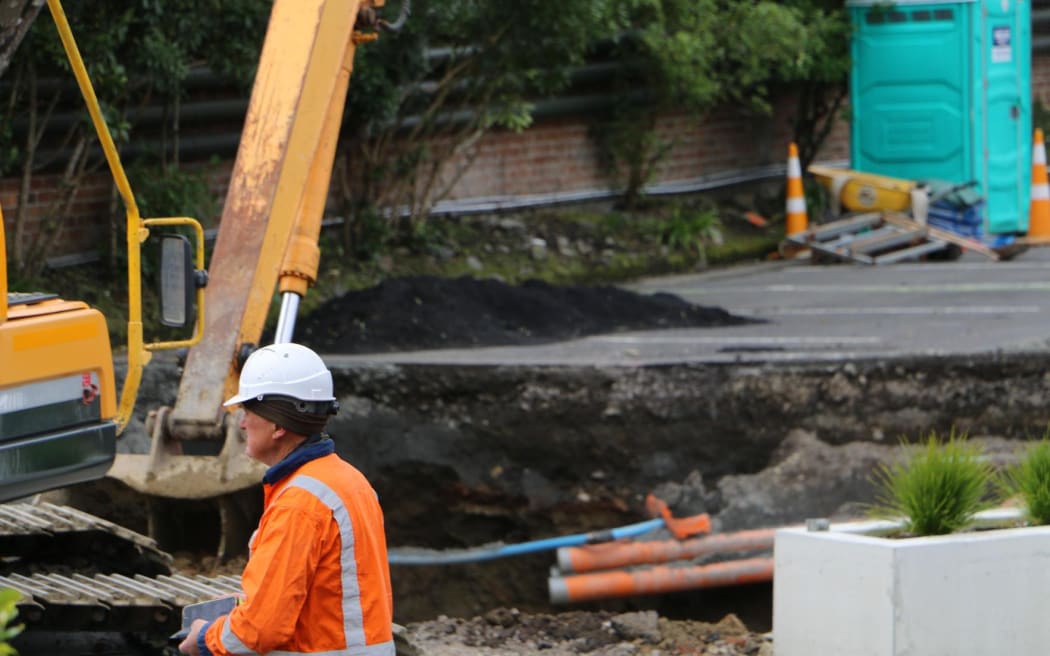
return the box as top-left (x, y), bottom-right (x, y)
top-left (223, 343), bottom-right (335, 407)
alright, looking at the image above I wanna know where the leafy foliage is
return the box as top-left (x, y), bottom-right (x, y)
top-left (338, 0), bottom-right (616, 249)
top-left (1002, 436), bottom-right (1050, 526)
top-left (870, 432), bottom-right (994, 537)
top-left (0, 588), bottom-right (22, 655)
top-left (1034, 98), bottom-right (1050, 138)
top-left (0, 1), bottom-right (268, 278)
top-left (591, 0), bottom-right (851, 205)
top-left (660, 204), bottom-right (722, 268)
top-left (127, 161), bottom-right (219, 225)
top-left (778, 0), bottom-right (853, 167)
top-left (4, 1), bottom-right (851, 270)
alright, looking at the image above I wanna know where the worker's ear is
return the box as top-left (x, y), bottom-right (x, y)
top-left (272, 424), bottom-right (287, 441)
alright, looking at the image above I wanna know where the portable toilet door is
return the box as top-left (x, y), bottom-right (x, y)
top-left (848, 0), bottom-right (1031, 235)
top-left (983, 0), bottom-right (1031, 234)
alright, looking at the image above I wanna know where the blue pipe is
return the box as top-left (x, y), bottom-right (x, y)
top-left (388, 518), bottom-right (666, 566)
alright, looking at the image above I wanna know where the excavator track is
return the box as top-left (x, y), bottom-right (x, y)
top-left (2, 571), bottom-right (242, 633)
top-left (0, 502), bottom-right (246, 634)
top-left (0, 502), bottom-right (173, 577)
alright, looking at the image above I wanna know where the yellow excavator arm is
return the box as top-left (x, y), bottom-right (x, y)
top-left (1, 0), bottom-right (387, 516)
top-left (108, 0), bottom-right (385, 502)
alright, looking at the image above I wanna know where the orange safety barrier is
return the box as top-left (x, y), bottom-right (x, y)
top-left (548, 557), bottom-right (774, 604)
top-left (557, 527), bottom-right (776, 574)
top-left (1029, 128), bottom-right (1050, 238)
top-left (785, 142), bottom-right (808, 235)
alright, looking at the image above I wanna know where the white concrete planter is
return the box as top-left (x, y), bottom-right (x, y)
top-left (773, 509), bottom-right (1050, 656)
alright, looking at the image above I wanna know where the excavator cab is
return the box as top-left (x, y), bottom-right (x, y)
top-left (0, 207), bottom-right (202, 503)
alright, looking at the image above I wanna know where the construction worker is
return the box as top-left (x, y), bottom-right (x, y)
top-left (179, 342), bottom-right (394, 656)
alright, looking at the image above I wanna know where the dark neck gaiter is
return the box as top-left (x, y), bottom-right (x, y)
top-left (243, 398), bottom-right (328, 436)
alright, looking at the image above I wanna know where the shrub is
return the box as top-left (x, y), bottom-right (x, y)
top-left (0, 588), bottom-right (22, 655)
top-left (1002, 437), bottom-right (1050, 526)
top-left (870, 432), bottom-right (994, 536)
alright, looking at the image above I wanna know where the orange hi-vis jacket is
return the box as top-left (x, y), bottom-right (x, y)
top-left (200, 437), bottom-right (394, 656)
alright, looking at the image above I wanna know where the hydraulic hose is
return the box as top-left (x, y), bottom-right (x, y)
top-left (388, 518), bottom-right (666, 566)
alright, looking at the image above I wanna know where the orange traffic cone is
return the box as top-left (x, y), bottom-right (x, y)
top-left (785, 142), bottom-right (808, 235)
top-left (1029, 128), bottom-right (1050, 237)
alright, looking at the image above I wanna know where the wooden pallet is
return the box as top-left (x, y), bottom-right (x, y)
top-left (783, 212), bottom-right (1000, 264)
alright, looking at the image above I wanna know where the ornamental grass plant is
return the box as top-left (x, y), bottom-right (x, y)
top-left (1002, 436), bottom-right (1050, 526)
top-left (870, 432), bottom-right (995, 537)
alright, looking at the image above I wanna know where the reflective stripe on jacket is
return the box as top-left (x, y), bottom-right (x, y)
top-left (204, 449), bottom-right (394, 655)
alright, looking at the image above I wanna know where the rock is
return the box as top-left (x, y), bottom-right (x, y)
top-left (650, 470), bottom-right (708, 516)
top-left (610, 610), bottom-right (661, 644)
top-left (530, 237), bottom-right (548, 260)
top-left (556, 235), bottom-right (575, 256)
top-left (392, 623), bottom-right (420, 656)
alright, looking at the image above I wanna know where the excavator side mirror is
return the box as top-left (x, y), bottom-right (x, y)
top-left (159, 234), bottom-right (199, 328)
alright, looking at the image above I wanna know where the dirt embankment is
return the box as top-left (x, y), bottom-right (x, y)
top-left (105, 273), bottom-right (1050, 654)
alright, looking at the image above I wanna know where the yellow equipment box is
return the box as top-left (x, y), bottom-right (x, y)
top-left (808, 164), bottom-right (916, 213)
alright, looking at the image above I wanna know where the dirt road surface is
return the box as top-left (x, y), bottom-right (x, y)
top-left (396, 610), bottom-right (772, 656)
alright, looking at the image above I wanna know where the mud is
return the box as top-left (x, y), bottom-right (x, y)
top-left (87, 346), bottom-right (1050, 631)
top-left (315, 352), bottom-right (1048, 624)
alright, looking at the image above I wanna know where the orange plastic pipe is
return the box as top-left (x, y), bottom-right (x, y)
top-left (557, 528), bottom-right (776, 574)
top-left (548, 557), bottom-right (774, 604)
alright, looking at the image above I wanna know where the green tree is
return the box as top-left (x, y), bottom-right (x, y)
top-left (591, 0), bottom-right (850, 207)
top-left (1, 0), bottom-right (268, 280)
top-left (335, 0), bottom-right (617, 253)
top-left (778, 0), bottom-right (852, 168)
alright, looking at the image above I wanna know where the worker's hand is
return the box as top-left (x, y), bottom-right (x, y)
top-left (178, 618), bottom-right (208, 655)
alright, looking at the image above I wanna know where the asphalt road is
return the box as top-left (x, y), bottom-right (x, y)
top-left (327, 247), bottom-right (1050, 367)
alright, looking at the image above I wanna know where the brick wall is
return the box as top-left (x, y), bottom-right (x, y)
top-left (444, 95), bottom-right (850, 203)
top-left (1035, 52), bottom-right (1050, 107)
top-left (4, 56), bottom-right (1047, 262)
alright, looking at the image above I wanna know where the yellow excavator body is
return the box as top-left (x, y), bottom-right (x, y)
top-left (0, 200), bottom-right (119, 499)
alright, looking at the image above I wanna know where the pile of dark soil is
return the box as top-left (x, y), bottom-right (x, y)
top-left (296, 274), bottom-right (756, 354)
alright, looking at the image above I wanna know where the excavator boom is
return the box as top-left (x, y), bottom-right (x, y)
top-left (174, 0), bottom-right (365, 436)
top-left (108, 0), bottom-right (382, 505)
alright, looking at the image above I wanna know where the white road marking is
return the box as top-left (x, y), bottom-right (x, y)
top-left (591, 335), bottom-right (881, 345)
top-left (726, 306), bottom-right (1042, 316)
top-left (783, 262), bottom-right (1050, 273)
top-left (664, 282), bottom-right (1050, 294)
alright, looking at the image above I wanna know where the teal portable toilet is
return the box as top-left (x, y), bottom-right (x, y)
top-left (847, 0), bottom-right (1031, 234)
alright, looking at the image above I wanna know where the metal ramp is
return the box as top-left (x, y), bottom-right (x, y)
top-left (784, 212), bottom-right (999, 264)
